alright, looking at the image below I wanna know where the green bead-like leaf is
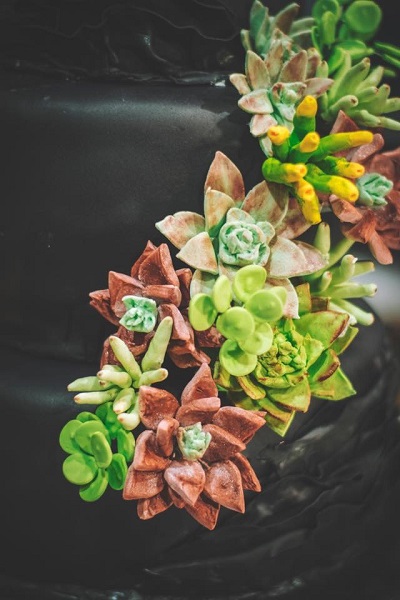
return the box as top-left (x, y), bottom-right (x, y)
top-left (79, 469), bottom-right (108, 502)
top-left (63, 453), bottom-right (97, 486)
top-left (220, 339), bottom-right (258, 377)
top-left (107, 454), bottom-right (128, 491)
top-left (312, 0), bottom-right (341, 21)
top-left (90, 431), bottom-right (113, 469)
top-left (211, 275), bottom-right (232, 314)
top-left (74, 420), bottom-right (110, 454)
top-left (217, 307), bottom-right (255, 341)
top-left (343, 1), bottom-right (382, 39)
top-left (117, 429), bottom-right (135, 462)
top-left (245, 288), bottom-right (286, 322)
top-left (189, 293), bottom-right (218, 331)
top-left (232, 265), bottom-right (267, 303)
top-left (238, 322), bottom-right (273, 355)
top-left (59, 420), bottom-right (82, 454)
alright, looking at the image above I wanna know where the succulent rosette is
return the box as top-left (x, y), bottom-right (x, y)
top-left (123, 364), bottom-right (265, 530)
top-left (218, 283), bottom-right (356, 436)
top-left (157, 151), bottom-right (327, 319)
top-left (90, 241), bottom-right (209, 368)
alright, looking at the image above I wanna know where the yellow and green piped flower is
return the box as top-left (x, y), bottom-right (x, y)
top-left (67, 321), bottom-right (172, 431)
top-left (261, 95), bottom-right (373, 224)
top-left (215, 283), bottom-right (356, 437)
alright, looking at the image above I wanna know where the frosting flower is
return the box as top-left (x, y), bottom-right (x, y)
top-left (89, 241), bottom-right (209, 368)
top-left (123, 364), bottom-right (265, 530)
top-left (218, 210), bottom-right (274, 266)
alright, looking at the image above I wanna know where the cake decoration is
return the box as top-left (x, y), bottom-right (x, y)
top-left (59, 0), bottom-right (400, 531)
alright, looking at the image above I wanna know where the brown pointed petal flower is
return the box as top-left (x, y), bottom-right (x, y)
top-left (138, 386), bottom-right (179, 430)
top-left (158, 304), bottom-right (191, 342)
top-left (176, 268), bottom-right (192, 307)
top-left (202, 424), bottom-right (246, 462)
top-left (130, 240), bottom-right (157, 278)
top-left (230, 453), bottom-right (261, 492)
top-left (133, 431), bottom-right (171, 472)
top-left (164, 460), bottom-right (205, 507)
top-left (156, 417), bottom-right (180, 457)
top-left (144, 285), bottom-right (181, 306)
top-left (175, 397), bottom-right (221, 427)
top-left (204, 151), bottom-right (245, 204)
top-left (212, 406), bottom-right (265, 444)
top-left (180, 363), bottom-right (218, 405)
top-left (108, 271), bottom-right (143, 317)
top-left (137, 489), bottom-right (173, 520)
top-left (185, 495), bottom-right (220, 531)
top-left (138, 244), bottom-right (180, 287)
top-left (89, 289), bottom-right (120, 326)
top-left (123, 468), bottom-right (164, 500)
top-left (204, 460), bottom-right (245, 513)
top-left (168, 487), bottom-right (186, 509)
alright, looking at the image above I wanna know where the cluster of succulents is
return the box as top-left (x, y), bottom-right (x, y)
top-left (59, 0), bottom-right (400, 529)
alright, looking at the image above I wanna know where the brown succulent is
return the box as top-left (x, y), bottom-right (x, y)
top-left (89, 241), bottom-right (209, 367)
top-left (329, 111), bottom-right (400, 264)
top-left (123, 364), bottom-right (265, 530)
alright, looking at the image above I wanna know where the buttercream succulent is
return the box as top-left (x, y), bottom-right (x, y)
top-left (90, 241), bottom-right (209, 368)
top-left (60, 406), bottom-right (134, 501)
top-left (241, 1), bottom-right (314, 55)
top-left (67, 332), bottom-right (173, 430)
top-left (230, 29), bottom-right (332, 147)
top-left (189, 266), bottom-right (287, 378)
top-left (123, 364), bottom-right (265, 530)
top-left (261, 96), bottom-right (372, 223)
top-left (157, 151), bottom-right (327, 319)
top-left (219, 284), bottom-right (356, 436)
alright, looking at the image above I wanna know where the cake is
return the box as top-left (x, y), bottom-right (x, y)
top-left (1, 1), bottom-right (400, 598)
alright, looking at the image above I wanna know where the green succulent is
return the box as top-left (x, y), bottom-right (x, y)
top-left (310, 0), bottom-right (400, 77)
top-left (305, 222), bottom-right (377, 326)
top-left (356, 173), bottom-right (392, 207)
top-left (241, 0), bottom-right (314, 56)
top-left (216, 282), bottom-right (356, 436)
top-left (60, 407), bottom-right (134, 501)
top-left (119, 296), bottom-right (158, 333)
top-left (318, 54), bottom-right (400, 130)
top-left (189, 265), bottom-right (287, 377)
top-left (67, 318), bottom-right (172, 430)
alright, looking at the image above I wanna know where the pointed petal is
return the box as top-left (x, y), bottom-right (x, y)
top-left (177, 232), bottom-right (218, 274)
top-left (181, 363), bottom-right (218, 405)
top-left (230, 453), bottom-right (261, 492)
top-left (245, 50), bottom-right (270, 90)
top-left (229, 73), bottom-right (251, 95)
top-left (304, 77), bottom-right (333, 97)
top-left (368, 231), bottom-right (393, 265)
top-left (295, 311), bottom-right (349, 349)
top-left (168, 486), bottom-right (186, 509)
top-left (138, 386), bottom-right (179, 430)
top-left (89, 289), bottom-right (120, 325)
top-left (164, 460), bottom-right (205, 507)
top-left (274, 197), bottom-right (311, 240)
top-left (204, 461), bottom-right (245, 513)
top-left (280, 50), bottom-right (308, 83)
top-left (145, 284), bottom-right (181, 306)
top-left (239, 89), bottom-right (273, 115)
top-left (204, 151), bottom-right (245, 204)
top-left (123, 467), bottom-right (164, 500)
top-left (267, 379), bottom-right (311, 412)
top-left (202, 424), bottom-right (246, 462)
top-left (268, 238), bottom-right (326, 277)
top-left (130, 241), bottom-right (157, 278)
top-left (204, 188), bottom-right (235, 238)
top-left (185, 494), bottom-right (220, 530)
top-left (212, 406), bottom-right (265, 444)
top-left (108, 271), bottom-right (142, 317)
top-left (156, 212), bottom-right (205, 250)
top-left (133, 431), bottom-right (170, 472)
top-left (137, 489), bottom-right (172, 520)
top-left (156, 417), bottom-right (179, 457)
top-left (158, 303), bottom-right (191, 342)
top-left (242, 181), bottom-right (288, 226)
top-left (176, 397), bottom-right (221, 426)
top-left (250, 114), bottom-right (276, 137)
top-left (138, 244), bottom-right (180, 287)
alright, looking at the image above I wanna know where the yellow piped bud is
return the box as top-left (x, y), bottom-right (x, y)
top-left (284, 163), bottom-right (307, 182)
top-left (337, 161), bottom-right (365, 179)
top-left (329, 176), bottom-right (360, 203)
top-left (296, 95), bottom-right (318, 118)
top-left (299, 132), bottom-right (320, 153)
top-left (293, 178), bottom-right (315, 201)
top-left (267, 125), bottom-right (291, 146)
top-left (292, 179), bottom-right (321, 224)
top-left (346, 131), bottom-right (374, 146)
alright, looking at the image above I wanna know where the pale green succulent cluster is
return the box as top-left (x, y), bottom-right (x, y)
top-left (67, 320), bottom-right (172, 430)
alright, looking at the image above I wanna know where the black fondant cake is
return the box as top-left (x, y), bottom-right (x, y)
top-left (1, 1), bottom-right (400, 599)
